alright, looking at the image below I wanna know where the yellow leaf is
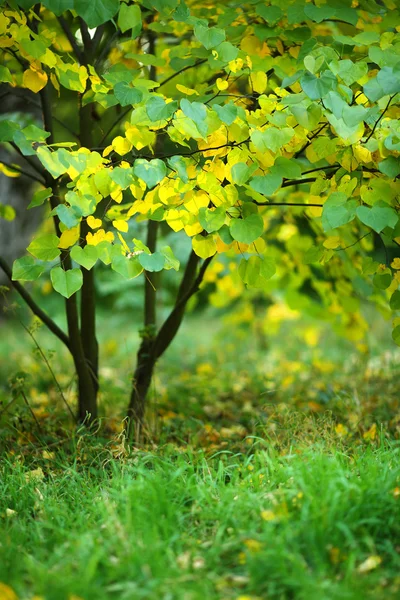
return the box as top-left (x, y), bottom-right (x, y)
top-left (87, 229), bottom-right (114, 246)
top-left (176, 84), bottom-right (199, 96)
top-left (58, 226), bottom-right (80, 249)
top-left (335, 423), bottom-right (348, 437)
top-left (323, 236), bottom-right (341, 249)
top-left (87, 216), bottom-right (102, 230)
top-left (117, 232), bottom-right (130, 253)
top-left (391, 258), bottom-right (400, 269)
top-left (192, 234), bottom-right (217, 258)
top-left (0, 162), bottom-right (20, 177)
top-left (357, 555), bottom-right (381, 574)
top-left (250, 71), bottom-right (267, 94)
top-left (244, 539), bottom-right (262, 553)
top-left (261, 509), bottom-right (277, 522)
top-left (0, 583), bottom-right (17, 600)
top-left (216, 77), bottom-right (229, 91)
top-left (25, 467), bottom-right (44, 482)
top-left (363, 423), bottom-right (377, 441)
top-left (228, 58), bottom-right (243, 73)
top-left (23, 68), bottom-right (48, 93)
top-left (112, 219), bottom-right (128, 233)
top-left (112, 136), bottom-right (133, 156)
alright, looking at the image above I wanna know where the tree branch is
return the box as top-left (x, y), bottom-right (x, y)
top-left (157, 59), bottom-right (208, 89)
top-left (364, 94), bottom-right (396, 143)
top-left (152, 253), bottom-right (213, 359)
top-left (0, 160), bottom-right (46, 185)
top-left (0, 256), bottom-right (71, 350)
top-left (254, 201), bottom-right (324, 207)
top-left (58, 16), bottom-right (84, 64)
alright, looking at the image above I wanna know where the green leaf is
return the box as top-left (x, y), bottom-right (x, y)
top-left (160, 246), bottom-right (180, 271)
top-left (0, 120), bottom-right (19, 142)
top-left (213, 103), bottom-right (238, 125)
top-left (43, 1), bottom-right (74, 16)
top-left (180, 99), bottom-right (208, 135)
top-left (239, 255), bottom-right (261, 286)
top-left (109, 167), bottom-right (135, 189)
top-left (74, 0), bottom-right (119, 28)
top-left (146, 96), bottom-right (177, 121)
top-left (260, 256), bottom-right (276, 280)
top-left (118, 3), bottom-right (142, 36)
top-left (373, 269), bottom-right (391, 290)
top-left (322, 192), bottom-right (356, 231)
top-left (256, 5), bottom-right (282, 25)
top-left (0, 203), bottom-right (16, 221)
top-left (27, 234), bottom-right (60, 261)
top-left (194, 25), bottom-right (225, 49)
top-left (231, 162), bottom-right (257, 185)
top-left (50, 266), bottom-right (83, 298)
top-left (230, 214), bottom-right (264, 244)
top-left (250, 173), bottom-right (282, 196)
top-left (199, 207), bottom-right (226, 233)
top-left (290, 103), bottom-right (322, 130)
top-left (28, 187), bottom-right (52, 210)
top-left (300, 70), bottom-right (337, 100)
top-left (390, 290), bottom-right (400, 310)
top-left (251, 127), bottom-right (295, 153)
top-left (392, 325), bottom-right (400, 346)
top-left (70, 245), bottom-right (99, 270)
top-left (36, 147), bottom-right (67, 178)
top-left (356, 202), bottom-right (398, 233)
top-left (168, 155), bottom-right (189, 183)
top-left (378, 157), bottom-right (400, 179)
top-left (139, 251), bottom-right (165, 272)
top-left (111, 253), bottom-right (143, 279)
top-left (55, 204), bottom-right (81, 229)
top-left (0, 65), bottom-right (12, 84)
top-left (219, 224), bottom-right (234, 245)
top-left (114, 82), bottom-right (143, 106)
top-left (12, 256), bottom-right (44, 281)
top-left (329, 59), bottom-right (368, 86)
top-left (134, 159), bottom-right (166, 188)
top-left (271, 157), bottom-right (302, 179)
top-left (304, 3), bottom-right (335, 22)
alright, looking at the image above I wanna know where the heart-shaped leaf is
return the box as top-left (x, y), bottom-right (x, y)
top-left (356, 202), bottom-right (398, 233)
top-left (50, 266), bottom-right (83, 298)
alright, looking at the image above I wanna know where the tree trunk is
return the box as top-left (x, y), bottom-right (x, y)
top-left (127, 338), bottom-right (156, 439)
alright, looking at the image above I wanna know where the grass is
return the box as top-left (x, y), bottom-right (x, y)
top-left (1, 442), bottom-right (400, 600)
top-left (1, 306), bottom-right (400, 599)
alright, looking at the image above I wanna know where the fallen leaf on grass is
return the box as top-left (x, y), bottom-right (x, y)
top-left (357, 555), bottom-right (382, 573)
top-left (0, 582), bottom-right (18, 600)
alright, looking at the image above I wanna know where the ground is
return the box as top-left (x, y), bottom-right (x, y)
top-left (0, 306), bottom-right (399, 600)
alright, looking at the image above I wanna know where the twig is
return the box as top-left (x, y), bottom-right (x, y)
top-left (0, 256), bottom-right (71, 350)
top-left (20, 321), bottom-right (75, 421)
top-left (365, 94), bottom-right (396, 143)
top-left (20, 389), bottom-right (44, 433)
top-left (0, 160), bottom-right (46, 185)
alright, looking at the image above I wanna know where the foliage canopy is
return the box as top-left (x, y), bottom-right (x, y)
top-left (1, 0), bottom-right (400, 425)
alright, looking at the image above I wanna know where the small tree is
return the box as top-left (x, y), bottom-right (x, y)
top-left (1, 0), bottom-right (399, 437)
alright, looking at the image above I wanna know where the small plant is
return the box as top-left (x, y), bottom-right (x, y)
top-left (1, 1), bottom-right (400, 436)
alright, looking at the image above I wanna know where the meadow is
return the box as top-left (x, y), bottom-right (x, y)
top-left (1, 306), bottom-right (399, 600)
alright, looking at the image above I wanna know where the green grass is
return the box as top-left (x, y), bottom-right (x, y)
top-left (1, 307), bottom-right (400, 599)
top-left (1, 442), bottom-right (400, 600)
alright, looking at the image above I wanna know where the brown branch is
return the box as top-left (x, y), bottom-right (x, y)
top-left (157, 59), bottom-right (208, 89)
top-left (364, 94), bottom-right (396, 143)
top-left (0, 256), bottom-right (71, 350)
top-left (152, 254), bottom-right (213, 359)
top-left (0, 160), bottom-right (46, 185)
top-left (254, 201), bottom-right (323, 207)
top-left (58, 16), bottom-right (84, 63)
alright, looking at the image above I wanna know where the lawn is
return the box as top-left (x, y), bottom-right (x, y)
top-left (0, 309), bottom-right (400, 600)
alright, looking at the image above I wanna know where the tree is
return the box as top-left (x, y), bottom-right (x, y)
top-left (0, 0), bottom-right (399, 437)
